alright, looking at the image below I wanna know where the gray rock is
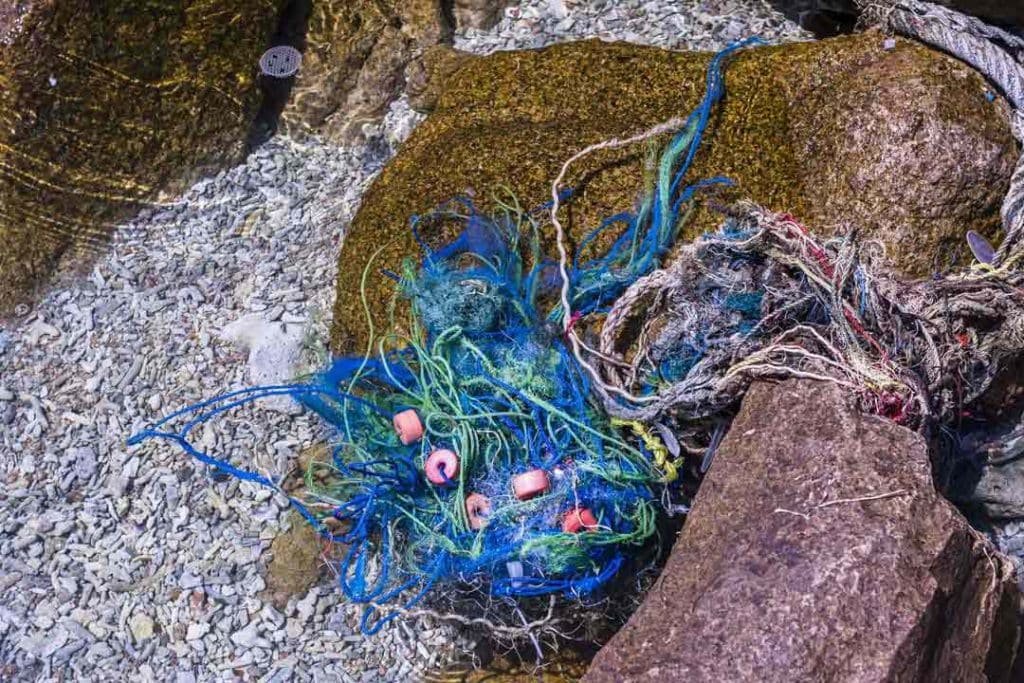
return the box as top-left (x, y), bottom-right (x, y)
top-left (185, 623), bottom-right (209, 641)
top-left (454, 0), bottom-right (513, 29)
top-left (957, 424), bottom-right (1024, 520)
top-left (179, 571), bottom-right (203, 590)
top-left (230, 622), bottom-right (263, 648)
top-left (71, 446), bottom-right (97, 481)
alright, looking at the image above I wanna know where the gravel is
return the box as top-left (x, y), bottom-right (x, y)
top-left (0, 2), bottom-right (806, 681)
top-left (457, 0), bottom-right (808, 53)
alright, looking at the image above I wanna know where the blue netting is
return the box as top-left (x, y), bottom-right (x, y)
top-left (128, 38), bottom-right (758, 634)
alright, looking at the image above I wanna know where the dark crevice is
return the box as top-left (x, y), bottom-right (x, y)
top-left (439, 0), bottom-right (457, 37)
top-left (247, 0), bottom-right (313, 151)
top-left (766, 0), bottom-right (858, 38)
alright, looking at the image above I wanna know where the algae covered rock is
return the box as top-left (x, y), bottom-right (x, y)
top-left (0, 0), bottom-right (284, 312)
top-left (263, 511), bottom-right (324, 609)
top-left (792, 42), bottom-right (1015, 275)
top-left (331, 32), bottom-right (1017, 353)
top-left (280, 0), bottom-right (451, 142)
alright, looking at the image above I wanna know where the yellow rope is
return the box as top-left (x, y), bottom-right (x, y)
top-left (611, 418), bottom-right (679, 483)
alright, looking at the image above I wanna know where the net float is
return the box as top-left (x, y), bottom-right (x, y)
top-left (393, 409), bottom-right (424, 445)
top-left (465, 493), bottom-right (492, 530)
top-left (562, 507), bottom-right (599, 533)
top-left (512, 469), bottom-right (550, 501)
top-left (425, 449), bottom-right (459, 485)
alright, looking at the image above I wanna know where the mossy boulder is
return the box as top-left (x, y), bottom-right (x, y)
top-left (0, 0), bottom-right (283, 312)
top-left (331, 32), bottom-right (1017, 354)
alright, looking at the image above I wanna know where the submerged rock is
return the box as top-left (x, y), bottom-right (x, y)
top-left (281, 0), bottom-right (452, 143)
top-left (0, 0), bottom-right (284, 312)
top-left (586, 379), bottom-right (1023, 682)
top-left (331, 32), bottom-right (1017, 354)
top-left (453, 0), bottom-right (513, 30)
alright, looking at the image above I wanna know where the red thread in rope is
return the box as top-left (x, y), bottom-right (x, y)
top-left (565, 311), bottom-right (583, 337)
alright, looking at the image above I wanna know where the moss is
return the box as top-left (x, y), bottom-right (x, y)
top-left (0, 0), bottom-right (285, 311)
top-left (330, 32), bottom-right (1015, 354)
top-left (263, 510), bottom-right (324, 609)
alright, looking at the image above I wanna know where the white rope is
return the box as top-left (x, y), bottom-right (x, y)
top-left (549, 116), bottom-right (689, 406)
top-left (859, 0), bottom-right (1024, 261)
top-left (544, 5), bottom-right (1024, 422)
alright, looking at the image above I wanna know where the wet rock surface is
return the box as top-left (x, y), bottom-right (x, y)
top-left (454, 0), bottom-right (514, 30)
top-left (791, 42), bottom-right (1016, 276)
top-left (0, 0), bottom-right (284, 312)
top-left (280, 0), bottom-right (451, 143)
top-left (331, 31), bottom-right (1016, 353)
top-left (586, 379), bottom-right (1023, 682)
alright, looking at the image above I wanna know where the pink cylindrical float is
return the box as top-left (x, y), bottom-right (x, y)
top-left (562, 507), bottom-right (598, 533)
top-left (425, 449), bottom-right (459, 485)
top-left (512, 469), bottom-right (550, 501)
top-left (392, 409), bottom-right (424, 445)
top-left (465, 493), bottom-right (492, 530)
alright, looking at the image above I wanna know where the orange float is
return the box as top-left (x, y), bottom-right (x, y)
top-left (425, 449), bottom-right (459, 485)
top-left (511, 469), bottom-right (550, 500)
top-left (562, 507), bottom-right (598, 533)
top-left (392, 409), bottom-right (424, 445)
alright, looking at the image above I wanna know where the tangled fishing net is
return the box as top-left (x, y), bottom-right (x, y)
top-left (130, 35), bottom-right (755, 642)
top-left (131, 3), bottom-right (1024, 651)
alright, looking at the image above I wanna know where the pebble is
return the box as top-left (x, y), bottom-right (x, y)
top-left (71, 446), bottom-right (98, 481)
top-left (0, 2), bottom-right (806, 680)
top-left (185, 623), bottom-right (209, 641)
top-left (129, 614), bottom-right (155, 642)
top-left (230, 622), bottom-right (263, 648)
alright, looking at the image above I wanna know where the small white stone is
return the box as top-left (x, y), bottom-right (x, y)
top-left (129, 613), bottom-right (155, 642)
top-left (186, 622), bottom-right (209, 641)
top-left (285, 617), bottom-right (303, 640)
top-left (230, 622), bottom-right (261, 648)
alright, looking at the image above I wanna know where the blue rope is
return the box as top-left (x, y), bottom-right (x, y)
top-left (128, 38), bottom-right (758, 634)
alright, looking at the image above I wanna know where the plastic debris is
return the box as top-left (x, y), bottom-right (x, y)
top-left (967, 229), bottom-right (996, 264)
top-left (259, 45), bottom-right (302, 78)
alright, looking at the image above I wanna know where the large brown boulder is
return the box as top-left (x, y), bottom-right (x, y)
top-left (330, 32), bottom-right (1017, 354)
top-left (0, 0), bottom-right (284, 312)
top-left (585, 380), bottom-right (1023, 682)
